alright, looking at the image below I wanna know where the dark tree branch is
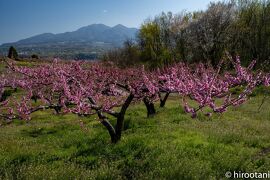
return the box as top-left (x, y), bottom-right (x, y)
top-left (159, 92), bottom-right (170, 107)
top-left (114, 93), bottom-right (134, 143)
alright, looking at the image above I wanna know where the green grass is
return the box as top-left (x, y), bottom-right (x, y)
top-left (0, 59), bottom-right (270, 179)
top-left (0, 95), bottom-right (270, 179)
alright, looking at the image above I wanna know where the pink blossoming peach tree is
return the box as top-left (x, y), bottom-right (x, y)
top-left (0, 57), bottom-right (269, 143)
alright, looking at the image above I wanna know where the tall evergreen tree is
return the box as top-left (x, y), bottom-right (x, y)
top-left (7, 46), bottom-right (19, 60)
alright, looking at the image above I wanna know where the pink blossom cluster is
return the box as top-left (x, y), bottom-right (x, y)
top-left (0, 57), bottom-right (269, 121)
top-left (157, 58), bottom-right (268, 117)
top-left (263, 73), bottom-right (270, 87)
top-left (0, 59), bottom-right (158, 120)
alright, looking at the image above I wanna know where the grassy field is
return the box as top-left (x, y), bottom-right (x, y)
top-left (0, 59), bottom-right (270, 179)
top-left (0, 93), bottom-right (270, 179)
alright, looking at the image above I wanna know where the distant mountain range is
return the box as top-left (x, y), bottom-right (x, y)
top-left (0, 24), bottom-right (138, 59)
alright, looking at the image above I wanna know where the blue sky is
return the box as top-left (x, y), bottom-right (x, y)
top-left (0, 0), bottom-right (218, 44)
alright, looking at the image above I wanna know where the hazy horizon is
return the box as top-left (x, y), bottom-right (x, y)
top-left (0, 0), bottom-right (219, 44)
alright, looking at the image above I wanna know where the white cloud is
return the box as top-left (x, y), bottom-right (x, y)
top-left (103, 10), bottom-right (108, 13)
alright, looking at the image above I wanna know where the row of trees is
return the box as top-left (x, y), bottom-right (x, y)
top-left (1, 58), bottom-right (269, 143)
top-left (7, 46), bottom-right (39, 60)
top-left (103, 0), bottom-right (270, 69)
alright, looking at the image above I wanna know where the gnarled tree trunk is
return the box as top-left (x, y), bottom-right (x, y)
top-left (99, 94), bottom-right (134, 143)
top-left (143, 97), bottom-right (156, 117)
top-left (159, 92), bottom-right (170, 108)
top-left (114, 94), bottom-right (134, 143)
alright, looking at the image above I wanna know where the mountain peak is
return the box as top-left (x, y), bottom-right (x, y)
top-left (113, 24), bottom-right (127, 28)
top-left (77, 23), bottom-right (110, 31)
top-left (1, 23), bottom-right (138, 46)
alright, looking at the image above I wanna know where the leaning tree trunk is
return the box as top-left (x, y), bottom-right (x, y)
top-left (98, 94), bottom-right (134, 143)
top-left (99, 116), bottom-right (117, 143)
top-left (114, 94), bottom-right (134, 143)
top-left (143, 98), bottom-right (156, 117)
top-left (159, 92), bottom-right (170, 108)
